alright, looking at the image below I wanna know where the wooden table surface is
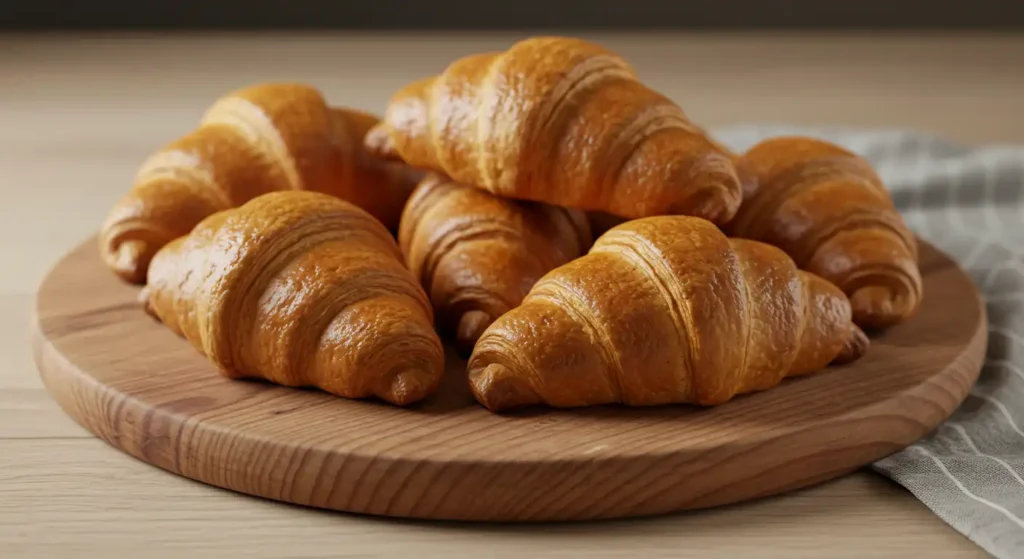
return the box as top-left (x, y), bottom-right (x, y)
top-left (2, 31), bottom-right (1022, 558)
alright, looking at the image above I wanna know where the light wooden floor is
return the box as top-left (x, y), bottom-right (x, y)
top-left (4, 31), bottom-right (1022, 557)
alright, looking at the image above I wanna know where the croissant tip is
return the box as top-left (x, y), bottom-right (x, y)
top-left (380, 367), bottom-right (436, 406)
top-left (109, 239), bottom-right (150, 284)
top-left (850, 285), bottom-right (913, 330)
top-left (362, 124), bottom-right (400, 161)
top-left (468, 363), bottom-right (539, 413)
top-left (668, 168), bottom-right (743, 226)
top-left (455, 310), bottom-right (494, 353)
top-left (832, 325), bottom-right (870, 365)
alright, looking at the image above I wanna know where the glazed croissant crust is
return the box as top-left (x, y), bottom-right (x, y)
top-left (728, 136), bottom-right (922, 329)
top-left (100, 82), bottom-right (420, 284)
top-left (365, 36), bottom-right (742, 224)
top-left (399, 174), bottom-right (592, 351)
top-left (142, 191), bottom-right (445, 406)
top-left (468, 216), bottom-right (867, 412)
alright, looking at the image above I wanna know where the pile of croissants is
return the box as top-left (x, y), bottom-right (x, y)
top-left (99, 36), bottom-right (922, 412)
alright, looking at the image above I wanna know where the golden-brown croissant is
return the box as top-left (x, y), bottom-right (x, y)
top-left (141, 190), bottom-right (444, 406)
top-left (100, 82), bottom-right (420, 284)
top-left (468, 216), bottom-right (868, 412)
top-left (365, 36), bottom-right (742, 224)
top-left (328, 107), bottom-right (425, 230)
top-left (398, 174), bottom-right (592, 352)
top-left (727, 136), bottom-right (922, 329)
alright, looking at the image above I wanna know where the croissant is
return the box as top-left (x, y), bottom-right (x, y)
top-left (100, 82), bottom-right (420, 284)
top-left (329, 107), bottom-right (425, 230)
top-left (727, 136), bottom-right (922, 329)
top-left (468, 216), bottom-right (868, 412)
top-left (582, 127), bottom-right (749, 237)
top-left (141, 190), bottom-right (444, 406)
top-left (364, 36), bottom-right (742, 225)
top-left (399, 174), bottom-right (592, 352)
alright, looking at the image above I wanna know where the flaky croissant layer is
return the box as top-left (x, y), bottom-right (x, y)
top-left (399, 174), bottom-right (592, 352)
top-left (142, 191), bottom-right (445, 406)
top-left (366, 36), bottom-right (742, 224)
top-left (468, 216), bottom-right (867, 412)
top-left (100, 82), bottom-right (419, 284)
top-left (729, 136), bottom-right (922, 329)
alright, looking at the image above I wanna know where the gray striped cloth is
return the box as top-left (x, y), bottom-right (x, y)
top-left (714, 124), bottom-right (1024, 559)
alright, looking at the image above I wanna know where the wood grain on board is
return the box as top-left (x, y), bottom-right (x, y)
top-left (32, 235), bottom-right (986, 522)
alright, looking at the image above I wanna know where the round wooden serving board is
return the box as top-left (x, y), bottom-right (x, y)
top-left (33, 236), bottom-right (987, 522)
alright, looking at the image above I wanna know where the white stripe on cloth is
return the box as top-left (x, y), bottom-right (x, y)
top-left (911, 445), bottom-right (1024, 530)
top-left (991, 327), bottom-right (1024, 350)
top-left (968, 394), bottom-right (1024, 440)
top-left (977, 151), bottom-right (1003, 239)
top-left (952, 424), bottom-right (1024, 486)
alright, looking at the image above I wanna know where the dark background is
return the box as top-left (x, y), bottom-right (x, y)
top-left (3, 0), bottom-right (1024, 31)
